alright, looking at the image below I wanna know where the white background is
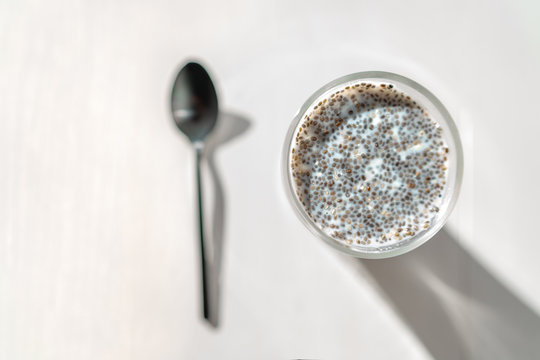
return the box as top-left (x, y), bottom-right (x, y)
top-left (1, 0), bottom-right (540, 359)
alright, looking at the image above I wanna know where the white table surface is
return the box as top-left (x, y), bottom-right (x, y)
top-left (1, 0), bottom-right (540, 359)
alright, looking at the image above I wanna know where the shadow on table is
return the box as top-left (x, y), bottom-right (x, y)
top-left (347, 228), bottom-right (540, 359)
top-left (203, 110), bottom-right (251, 327)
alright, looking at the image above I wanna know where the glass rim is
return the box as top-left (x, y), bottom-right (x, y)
top-left (282, 71), bottom-right (464, 259)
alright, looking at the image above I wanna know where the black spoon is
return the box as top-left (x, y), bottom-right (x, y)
top-left (171, 61), bottom-right (218, 326)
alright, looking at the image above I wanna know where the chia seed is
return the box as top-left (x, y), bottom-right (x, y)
top-left (290, 81), bottom-right (449, 249)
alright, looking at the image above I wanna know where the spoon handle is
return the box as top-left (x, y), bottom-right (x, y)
top-left (195, 148), bottom-right (214, 326)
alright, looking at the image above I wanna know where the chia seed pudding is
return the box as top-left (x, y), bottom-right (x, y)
top-left (289, 79), bottom-right (451, 252)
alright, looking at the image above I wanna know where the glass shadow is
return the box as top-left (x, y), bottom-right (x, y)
top-left (347, 228), bottom-right (540, 359)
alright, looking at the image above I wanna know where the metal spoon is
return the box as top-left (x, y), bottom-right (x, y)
top-left (171, 61), bottom-right (218, 326)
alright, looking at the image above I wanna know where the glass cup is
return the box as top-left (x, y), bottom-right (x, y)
top-left (282, 71), bottom-right (463, 259)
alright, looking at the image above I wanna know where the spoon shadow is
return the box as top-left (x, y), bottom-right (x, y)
top-left (202, 110), bottom-right (251, 327)
top-left (346, 228), bottom-right (540, 359)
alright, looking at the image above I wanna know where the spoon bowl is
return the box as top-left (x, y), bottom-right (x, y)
top-left (171, 62), bottom-right (218, 145)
